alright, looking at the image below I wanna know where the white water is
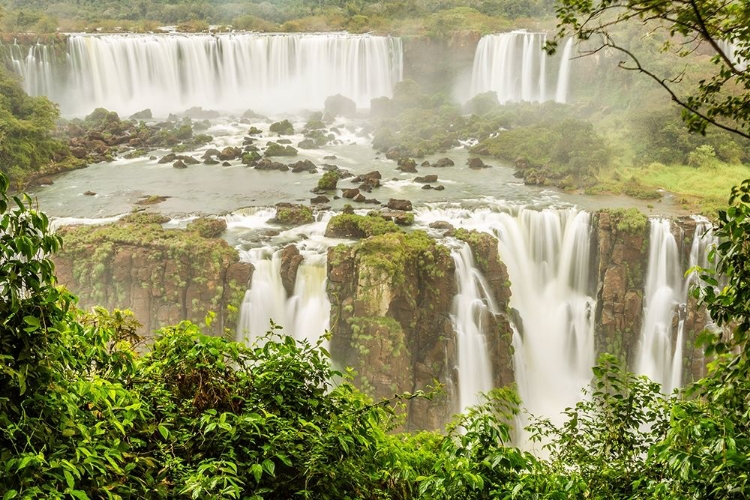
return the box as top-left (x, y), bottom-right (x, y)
top-left (415, 206), bottom-right (597, 429)
top-left (718, 40), bottom-right (748, 72)
top-left (469, 31), bottom-right (573, 104)
top-left (635, 218), bottom-right (716, 392)
top-left (7, 33), bottom-right (403, 116)
top-left (236, 247), bottom-right (331, 346)
top-left (450, 242), bottom-right (499, 412)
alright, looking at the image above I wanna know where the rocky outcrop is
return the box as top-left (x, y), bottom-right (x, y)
top-left (594, 209), bottom-right (649, 366)
top-left (53, 213), bottom-right (252, 337)
top-left (327, 227), bottom-right (514, 430)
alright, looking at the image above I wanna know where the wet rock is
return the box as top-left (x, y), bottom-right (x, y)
top-left (277, 138), bottom-right (292, 145)
top-left (420, 160), bottom-right (431, 167)
top-left (397, 158), bottom-right (418, 173)
top-left (387, 198), bottom-right (413, 211)
top-left (324, 155), bottom-right (337, 160)
top-left (467, 157), bottom-right (487, 169)
top-left (414, 174), bottom-right (438, 183)
top-left (159, 153), bottom-right (177, 164)
top-left (184, 106), bottom-right (220, 119)
top-left (311, 195), bottom-right (330, 204)
top-left (290, 159), bottom-right (317, 173)
top-left (343, 188), bottom-right (360, 199)
top-left (129, 109), bottom-right (152, 120)
top-left (297, 139), bottom-right (317, 149)
top-left (433, 157), bottom-right (455, 168)
top-left (222, 161), bottom-right (231, 167)
top-left (173, 160), bottom-right (187, 169)
top-left (254, 158), bottom-right (286, 170)
top-left (270, 119), bottom-right (294, 135)
top-left (265, 142), bottom-right (298, 157)
top-left (353, 193), bottom-right (366, 202)
top-left (429, 221), bottom-right (454, 230)
top-left (385, 148), bottom-right (400, 160)
top-left (187, 217), bottom-right (227, 238)
top-left (248, 126), bottom-right (262, 135)
top-left (218, 147), bottom-right (242, 161)
top-left (280, 245), bottom-right (304, 296)
top-left (365, 198), bottom-right (381, 204)
top-left (83, 191), bottom-right (96, 196)
top-left (379, 210), bottom-right (414, 225)
top-left (421, 185), bottom-right (433, 190)
top-left (272, 203), bottom-right (314, 225)
top-left (434, 184), bottom-right (445, 191)
top-left (136, 195), bottom-right (170, 205)
top-left (202, 148), bottom-right (221, 159)
top-left (181, 156), bottom-right (200, 165)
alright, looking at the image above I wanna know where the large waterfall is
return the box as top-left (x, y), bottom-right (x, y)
top-left (6, 33), bottom-right (403, 116)
top-left (495, 209), bottom-right (596, 425)
top-left (635, 218), bottom-right (716, 393)
top-left (450, 242), bottom-right (498, 412)
top-left (469, 31), bottom-right (574, 104)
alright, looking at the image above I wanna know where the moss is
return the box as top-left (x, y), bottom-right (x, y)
top-left (324, 213), bottom-right (401, 239)
top-left (606, 208), bottom-right (649, 234)
top-left (269, 119), bottom-right (294, 135)
top-left (274, 204), bottom-right (314, 225)
top-left (355, 230), bottom-right (437, 287)
top-left (265, 142), bottom-right (298, 157)
top-left (317, 171), bottom-right (339, 191)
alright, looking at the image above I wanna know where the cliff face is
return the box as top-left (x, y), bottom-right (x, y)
top-left (326, 227), bottom-right (514, 430)
top-left (54, 214), bottom-right (252, 337)
top-left (594, 209), bottom-right (649, 367)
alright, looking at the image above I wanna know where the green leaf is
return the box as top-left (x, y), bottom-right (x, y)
top-left (158, 424), bottom-right (169, 439)
top-left (64, 470), bottom-right (75, 489)
top-left (250, 463), bottom-right (263, 483)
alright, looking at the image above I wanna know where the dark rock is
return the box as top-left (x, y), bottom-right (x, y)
top-left (129, 109), bottom-right (152, 120)
top-left (265, 142), bottom-right (298, 157)
top-left (159, 153), bottom-right (177, 164)
top-left (83, 191), bottom-right (96, 196)
top-left (222, 161), bottom-right (231, 167)
top-left (429, 221), bottom-right (454, 230)
top-left (136, 195), bottom-right (170, 205)
top-left (173, 160), bottom-right (187, 169)
top-left (204, 158), bottom-right (219, 165)
top-left (415, 174), bottom-right (438, 183)
top-left (270, 119), bottom-right (294, 135)
top-left (298, 139), bottom-right (317, 149)
top-left (353, 193), bottom-right (366, 202)
top-left (324, 155), bottom-right (337, 160)
top-left (434, 184), bottom-right (445, 191)
top-left (387, 198), bottom-right (413, 211)
top-left (218, 147), bottom-right (242, 161)
top-left (180, 156), bottom-right (200, 165)
top-left (311, 195), bottom-right (330, 204)
top-left (279, 245), bottom-right (304, 296)
top-left (421, 185), bottom-right (433, 190)
top-left (365, 198), bottom-right (380, 204)
top-left (467, 157), bottom-right (489, 169)
top-left (433, 157), bottom-right (455, 168)
top-left (385, 148), bottom-right (400, 161)
top-left (290, 160), bottom-right (317, 173)
top-left (248, 126), bottom-right (263, 135)
top-left (202, 148), bottom-right (221, 159)
top-left (277, 138), bottom-right (292, 145)
top-left (380, 210), bottom-right (414, 225)
top-left (420, 160), bottom-right (431, 167)
top-left (342, 188), bottom-right (360, 199)
top-left (397, 158), bottom-right (418, 173)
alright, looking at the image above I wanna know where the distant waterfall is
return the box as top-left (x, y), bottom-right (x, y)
top-left (718, 40), bottom-right (747, 71)
top-left (469, 31), bottom-right (574, 104)
top-left (635, 218), bottom-right (716, 393)
top-left (450, 242), bottom-right (498, 412)
top-left (236, 247), bottom-right (330, 346)
top-left (5, 33), bottom-right (403, 116)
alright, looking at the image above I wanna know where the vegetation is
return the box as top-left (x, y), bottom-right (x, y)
top-left (0, 67), bottom-right (79, 185)
top-left (3, 160), bottom-right (750, 497)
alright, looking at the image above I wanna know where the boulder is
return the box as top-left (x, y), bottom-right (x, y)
top-left (279, 245), bottom-right (304, 296)
top-left (414, 175), bottom-right (438, 183)
top-left (129, 109), bottom-right (152, 120)
top-left (387, 198), bottom-right (413, 211)
top-left (397, 158), bottom-right (418, 173)
top-left (173, 160), bottom-right (187, 169)
top-left (343, 188), bottom-right (360, 199)
top-left (467, 157), bottom-right (487, 169)
top-left (324, 94), bottom-right (356, 117)
top-left (290, 160), bottom-right (317, 173)
top-left (218, 147), bottom-right (242, 161)
top-left (433, 157), bottom-right (455, 168)
top-left (310, 195), bottom-right (330, 204)
top-left (187, 217), bottom-right (227, 238)
top-left (273, 203), bottom-right (314, 226)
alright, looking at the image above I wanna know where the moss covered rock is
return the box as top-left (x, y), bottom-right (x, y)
top-left (273, 203), bottom-right (314, 225)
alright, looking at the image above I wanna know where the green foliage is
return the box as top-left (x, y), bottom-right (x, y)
top-left (316, 170), bottom-right (339, 191)
top-left (324, 213), bottom-right (402, 239)
top-left (0, 67), bottom-right (74, 184)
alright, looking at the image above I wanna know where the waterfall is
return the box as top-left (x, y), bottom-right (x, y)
top-left (554, 38), bottom-right (574, 103)
top-left (469, 31), bottom-right (573, 104)
top-left (635, 217), bottom-right (716, 392)
top-left (6, 33), bottom-right (403, 116)
top-left (718, 40), bottom-right (748, 71)
top-left (415, 206), bottom-right (596, 428)
top-left (450, 242), bottom-right (498, 412)
top-left (236, 246), bottom-right (330, 346)
top-left (495, 209), bottom-right (596, 425)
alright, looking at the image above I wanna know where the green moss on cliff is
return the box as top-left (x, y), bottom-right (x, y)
top-left (325, 213), bottom-right (401, 239)
top-left (606, 208), bottom-right (649, 234)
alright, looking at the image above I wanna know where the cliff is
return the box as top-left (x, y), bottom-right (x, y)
top-left (53, 213), bottom-right (252, 337)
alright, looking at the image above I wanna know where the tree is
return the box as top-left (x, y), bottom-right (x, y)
top-left (550, 0), bottom-right (750, 140)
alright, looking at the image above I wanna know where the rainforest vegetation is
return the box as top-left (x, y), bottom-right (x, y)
top-left (2, 0), bottom-right (750, 497)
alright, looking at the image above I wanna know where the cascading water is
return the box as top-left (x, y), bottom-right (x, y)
top-left (718, 40), bottom-right (748, 71)
top-left (495, 209), bottom-right (596, 426)
top-left (6, 33), bottom-right (403, 116)
top-left (416, 206), bottom-right (597, 430)
top-left (635, 218), bottom-right (716, 393)
top-left (236, 247), bottom-right (331, 346)
top-left (450, 242), bottom-right (499, 412)
top-left (469, 31), bottom-right (573, 104)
